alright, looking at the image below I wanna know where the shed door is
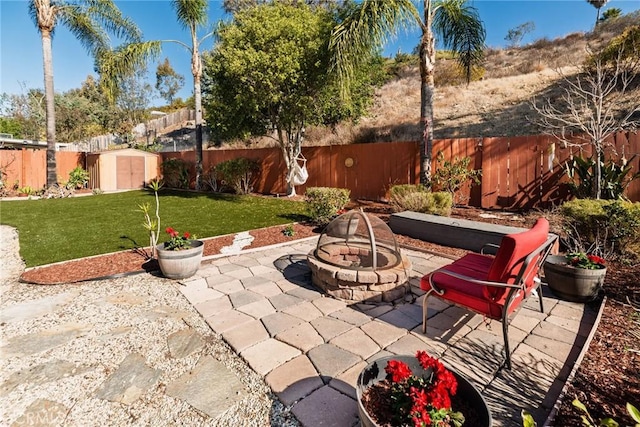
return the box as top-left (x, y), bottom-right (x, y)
top-left (116, 156), bottom-right (145, 189)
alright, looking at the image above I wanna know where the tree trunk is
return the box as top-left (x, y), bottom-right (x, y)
top-left (42, 29), bottom-right (57, 187)
top-left (419, 0), bottom-right (436, 185)
top-left (191, 28), bottom-right (203, 191)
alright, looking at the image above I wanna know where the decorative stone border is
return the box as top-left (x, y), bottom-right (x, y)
top-left (307, 248), bottom-right (412, 303)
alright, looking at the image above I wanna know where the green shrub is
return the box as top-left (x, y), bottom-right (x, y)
top-left (214, 157), bottom-right (259, 195)
top-left (304, 187), bottom-right (350, 226)
top-left (66, 166), bottom-right (90, 189)
top-left (389, 184), bottom-right (452, 216)
top-left (161, 158), bottom-right (191, 189)
top-left (430, 151), bottom-right (481, 205)
top-left (560, 199), bottom-right (640, 256)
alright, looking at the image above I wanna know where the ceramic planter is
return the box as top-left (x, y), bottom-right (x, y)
top-left (156, 240), bottom-right (204, 279)
top-left (543, 255), bottom-right (606, 302)
top-left (356, 355), bottom-right (492, 427)
top-left (327, 217), bottom-right (359, 238)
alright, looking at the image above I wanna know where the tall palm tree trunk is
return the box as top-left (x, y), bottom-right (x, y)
top-left (191, 28), bottom-right (204, 190)
top-left (41, 28), bottom-right (57, 187)
top-left (419, 0), bottom-right (436, 185)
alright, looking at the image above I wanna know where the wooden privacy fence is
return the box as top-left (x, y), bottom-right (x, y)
top-left (0, 150), bottom-right (84, 190)
top-left (3, 131), bottom-right (639, 208)
top-left (163, 131), bottom-right (640, 208)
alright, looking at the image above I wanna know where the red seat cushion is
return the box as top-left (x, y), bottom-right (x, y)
top-left (421, 218), bottom-right (550, 319)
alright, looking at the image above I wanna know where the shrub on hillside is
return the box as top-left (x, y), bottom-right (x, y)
top-left (389, 184), bottom-right (452, 216)
top-left (305, 187), bottom-right (350, 226)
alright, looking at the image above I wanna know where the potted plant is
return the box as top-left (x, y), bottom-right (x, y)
top-left (138, 180), bottom-right (204, 279)
top-left (357, 351), bottom-right (492, 427)
top-left (327, 209), bottom-right (360, 238)
top-left (156, 227), bottom-right (204, 279)
top-left (543, 252), bottom-right (606, 302)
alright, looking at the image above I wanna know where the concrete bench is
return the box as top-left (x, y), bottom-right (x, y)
top-left (389, 211), bottom-right (529, 254)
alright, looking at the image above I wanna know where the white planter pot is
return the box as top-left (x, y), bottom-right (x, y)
top-left (156, 240), bottom-right (204, 279)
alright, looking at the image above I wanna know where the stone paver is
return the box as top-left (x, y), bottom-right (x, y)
top-left (240, 339), bottom-right (301, 375)
top-left (204, 310), bottom-right (254, 334)
top-left (276, 322), bottom-right (325, 352)
top-left (94, 353), bottom-right (162, 404)
top-left (307, 344), bottom-right (360, 381)
top-left (310, 316), bottom-right (354, 341)
top-left (291, 385), bottom-right (358, 427)
top-left (330, 328), bottom-right (380, 359)
top-left (222, 320), bottom-right (270, 352)
top-left (166, 356), bottom-right (246, 419)
top-left (359, 319), bottom-right (407, 348)
top-left (167, 328), bottom-right (203, 358)
top-left (261, 312), bottom-right (304, 336)
top-left (265, 355), bottom-right (324, 406)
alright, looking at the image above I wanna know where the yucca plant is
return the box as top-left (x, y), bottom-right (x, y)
top-left (563, 154), bottom-right (640, 200)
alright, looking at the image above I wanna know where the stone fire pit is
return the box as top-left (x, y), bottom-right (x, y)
top-left (307, 211), bottom-right (412, 303)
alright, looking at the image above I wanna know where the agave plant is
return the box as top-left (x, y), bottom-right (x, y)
top-left (563, 154), bottom-right (640, 200)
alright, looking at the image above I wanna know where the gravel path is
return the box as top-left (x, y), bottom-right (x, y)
top-left (0, 225), bottom-right (299, 426)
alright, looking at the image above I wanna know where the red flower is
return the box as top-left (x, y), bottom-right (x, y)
top-left (588, 254), bottom-right (605, 265)
top-left (165, 227), bottom-right (178, 237)
top-left (385, 360), bottom-right (412, 383)
top-left (183, 232), bottom-right (191, 239)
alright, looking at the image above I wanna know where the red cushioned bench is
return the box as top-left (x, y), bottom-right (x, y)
top-left (420, 218), bottom-right (557, 369)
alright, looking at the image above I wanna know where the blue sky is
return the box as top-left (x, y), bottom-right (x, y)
top-left (1, 0), bottom-right (639, 106)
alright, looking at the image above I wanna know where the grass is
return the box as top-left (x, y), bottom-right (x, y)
top-left (0, 190), bottom-right (309, 267)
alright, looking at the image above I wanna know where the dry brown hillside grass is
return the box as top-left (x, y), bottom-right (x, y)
top-left (300, 12), bottom-right (640, 146)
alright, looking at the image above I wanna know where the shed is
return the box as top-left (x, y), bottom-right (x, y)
top-left (86, 148), bottom-right (160, 191)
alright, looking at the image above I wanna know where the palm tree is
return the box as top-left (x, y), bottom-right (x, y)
top-left (587, 0), bottom-right (608, 26)
top-left (29, 0), bottom-right (145, 187)
top-left (168, 0), bottom-right (213, 190)
top-left (331, 0), bottom-right (485, 184)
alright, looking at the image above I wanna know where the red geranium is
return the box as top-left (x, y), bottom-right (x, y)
top-left (366, 351), bottom-right (464, 426)
top-left (163, 227), bottom-right (197, 251)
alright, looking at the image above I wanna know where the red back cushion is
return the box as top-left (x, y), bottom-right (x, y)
top-left (485, 218), bottom-right (549, 301)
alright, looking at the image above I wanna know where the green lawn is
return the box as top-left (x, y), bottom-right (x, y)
top-left (0, 190), bottom-right (308, 267)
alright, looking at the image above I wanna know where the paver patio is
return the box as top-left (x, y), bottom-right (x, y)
top-left (1, 233), bottom-right (598, 426)
top-left (180, 238), bottom-right (598, 427)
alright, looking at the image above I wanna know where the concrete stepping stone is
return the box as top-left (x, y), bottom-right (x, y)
top-left (94, 353), bottom-right (162, 404)
top-left (261, 312), bottom-right (304, 336)
top-left (167, 329), bottom-right (204, 359)
top-left (11, 399), bottom-right (68, 427)
top-left (1, 322), bottom-right (92, 357)
top-left (0, 291), bottom-right (78, 324)
top-left (291, 385), bottom-right (358, 427)
top-left (166, 355), bottom-right (247, 419)
top-left (1, 360), bottom-right (90, 397)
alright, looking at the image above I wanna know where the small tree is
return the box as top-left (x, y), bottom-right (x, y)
top-left (504, 22), bottom-right (535, 48)
top-left (531, 41), bottom-right (640, 199)
top-left (155, 58), bottom-right (185, 105)
top-left (204, 2), bottom-right (379, 196)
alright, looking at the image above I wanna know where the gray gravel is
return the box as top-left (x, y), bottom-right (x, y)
top-left (0, 225), bottom-right (299, 426)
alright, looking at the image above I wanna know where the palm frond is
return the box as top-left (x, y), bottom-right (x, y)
top-left (96, 41), bottom-right (162, 103)
top-left (330, 0), bottom-right (420, 99)
top-left (172, 0), bottom-right (208, 30)
top-left (433, 0), bottom-right (485, 83)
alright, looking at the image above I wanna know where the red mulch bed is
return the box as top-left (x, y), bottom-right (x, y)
top-left (18, 201), bottom-right (639, 426)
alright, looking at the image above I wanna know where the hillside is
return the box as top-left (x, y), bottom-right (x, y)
top-left (302, 12), bottom-right (640, 146)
